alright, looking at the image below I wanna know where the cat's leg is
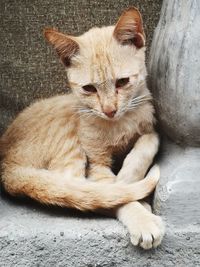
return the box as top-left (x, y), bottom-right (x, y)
top-left (115, 133), bottom-right (164, 249)
top-left (88, 132), bottom-right (159, 184)
top-left (116, 132), bottom-right (159, 183)
top-left (48, 146), bottom-right (87, 181)
top-left (116, 201), bottom-right (165, 249)
top-left (85, 151), bottom-right (116, 183)
top-left (48, 145), bottom-right (115, 183)
top-left (88, 163), bottom-right (116, 183)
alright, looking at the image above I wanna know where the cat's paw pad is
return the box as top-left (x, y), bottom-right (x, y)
top-left (130, 214), bottom-right (165, 249)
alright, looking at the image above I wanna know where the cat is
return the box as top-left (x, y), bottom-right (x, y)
top-left (0, 7), bottom-right (165, 249)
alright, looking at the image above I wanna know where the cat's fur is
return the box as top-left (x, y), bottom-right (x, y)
top-left (0, 7), bottom-right (165, 249)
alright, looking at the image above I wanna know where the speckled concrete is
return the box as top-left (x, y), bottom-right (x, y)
top-left (154, 140), bottom-right (200, 227)
top-left (0, 139), bottom-right (200, 267)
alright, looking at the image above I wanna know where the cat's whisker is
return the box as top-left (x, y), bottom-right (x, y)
top-left (92, 110), bottom-right (104, 118)
top-left (78, 113), bottom-right (93, 120)
top-left (130, 99), bottom-right (152, 106)
top-left (128, 103), bottom-right (147, 110)
top-left (129, 95), bottom-right (152, 106)
top-left (131, 94), bottom-right (152, 101)
top-left (77, 108), bottom-right (103, 120)
top-left (78, 108), bottom-right (93, 114)
top-left (118, 94), bottom-right (152, 114)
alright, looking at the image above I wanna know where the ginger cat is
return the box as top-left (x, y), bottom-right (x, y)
top-left (0, 7), bottom-right (165, 249)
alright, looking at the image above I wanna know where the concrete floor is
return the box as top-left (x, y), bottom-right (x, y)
top-left (0, 139), bottom-right (200, 267)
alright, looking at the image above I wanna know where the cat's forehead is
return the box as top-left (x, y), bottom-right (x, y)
top-left (80, 26), bottom-right (139, 63)
top-left (68, 26), bottom-right (145, 85)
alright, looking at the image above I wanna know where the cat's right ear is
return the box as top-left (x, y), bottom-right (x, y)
top-left (44, 28), bottom-right (79, 67)
top-left (113, 7), bottom-right (145, 49)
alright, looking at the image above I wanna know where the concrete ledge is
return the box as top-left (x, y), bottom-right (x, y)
top-left (154, 139), bottom-right (200, 226)
top-left (1, 140), bottom-right (200, 267)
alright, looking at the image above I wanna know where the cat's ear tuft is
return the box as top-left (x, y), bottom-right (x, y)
top-left (44, 28), bottom-right (79, 67)
top-left (113, 7), bottom-right (145, 49)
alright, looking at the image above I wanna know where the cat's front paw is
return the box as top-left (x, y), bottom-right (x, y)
top-left (129, 214), bottom-right (165, 249)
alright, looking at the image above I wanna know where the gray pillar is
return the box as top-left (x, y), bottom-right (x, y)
top-left (149, 1), bottom-right (200, 258)
top-left (149, 0), bottom-right (200, 147)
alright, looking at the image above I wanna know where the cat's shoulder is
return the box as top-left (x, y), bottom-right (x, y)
top-left (4, 93), bottom-right (79, 134)
top-left (30, 93), bottom-right (77, 109)
top-left (19, 93), bottom-right (78, 116)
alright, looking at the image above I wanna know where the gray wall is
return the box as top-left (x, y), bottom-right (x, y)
top-left (0, 0), bottom-right (162, 134)
top-left (149, 0), bottom-right (200, 146)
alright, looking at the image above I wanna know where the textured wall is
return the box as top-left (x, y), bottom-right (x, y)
top-left (0, 0), bottom-right (162, 134)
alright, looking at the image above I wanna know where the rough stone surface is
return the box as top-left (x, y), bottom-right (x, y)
top-left (149, 0), bottom-right (200, 146)
top-left (0, 140), bottom-right (200, 267)
top-left (0, 0), bottom-right (162, 135)
top-left (154, 139), bottom-right (200, 227)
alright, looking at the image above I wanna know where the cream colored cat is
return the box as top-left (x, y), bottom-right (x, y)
top-left (0, 7), bottom-right (165, 249)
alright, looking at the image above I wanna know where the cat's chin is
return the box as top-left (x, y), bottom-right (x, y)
top-left (93, 114), bottom-right (118, 122)
top-left (100, 114), bottom-right (124, 122)
top-left (93, 109), bottom-right (134, 122)
top-left (104, 117), bottom-right (118, 122)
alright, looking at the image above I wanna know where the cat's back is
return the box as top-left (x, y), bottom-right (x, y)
top-left (0, 94), bottom-right (78, 158)
top-left (19, 93), bottom-right (77, 121)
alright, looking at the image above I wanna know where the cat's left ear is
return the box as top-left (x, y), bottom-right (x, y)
top-left (114, 7), bottom-right (145, 48)
top-left (44, 28), bottom-right (79, 67)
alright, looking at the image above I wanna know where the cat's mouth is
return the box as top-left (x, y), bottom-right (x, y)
top-left (77, 105), bottom-right (132, 121)
top-left (98, 110), bottom-right (126, 121)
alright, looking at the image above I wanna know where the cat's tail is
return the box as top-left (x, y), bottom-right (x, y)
top-left (2, 165), bottom-right (160, 211)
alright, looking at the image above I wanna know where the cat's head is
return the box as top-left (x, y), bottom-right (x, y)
top-left (44, 7), bottom-right (149, 120)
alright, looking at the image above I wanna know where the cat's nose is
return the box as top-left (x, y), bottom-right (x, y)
top-left (104, 109), bottom-right (117, 118)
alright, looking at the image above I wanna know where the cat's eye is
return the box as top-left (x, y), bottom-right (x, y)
top-left (82, 84), bottom-right (97, 93)
top-left (115, 77), bottom-right (129, 88)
